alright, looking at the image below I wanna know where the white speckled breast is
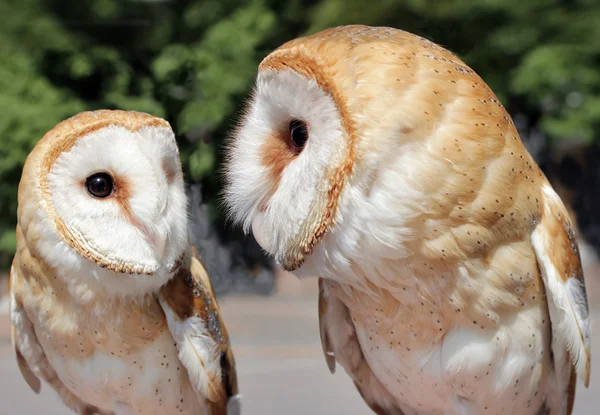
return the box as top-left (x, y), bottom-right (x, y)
top-left (351, 300), bottom-right (554, 415)
top-left (38, 329), bottom-right (204, 415)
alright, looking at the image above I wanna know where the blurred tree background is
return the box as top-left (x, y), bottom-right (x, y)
top-left (1, 0), bottom-right (599, 292)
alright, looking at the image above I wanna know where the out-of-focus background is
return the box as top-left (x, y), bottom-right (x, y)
top-left (1, 0), bottom-right (600, 413)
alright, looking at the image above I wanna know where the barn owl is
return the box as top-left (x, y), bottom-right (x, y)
top-left (10, 110), bottom-right (240, 415)
top-left (225, 25), bottom-right (591, 415)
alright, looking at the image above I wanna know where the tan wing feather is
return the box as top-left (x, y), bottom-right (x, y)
top-left (9, 263), bottom-right (41, 394)
top-left (531, 183), bottom-right (591, 414)
top-left (159, 251), bottom-right (239, 415)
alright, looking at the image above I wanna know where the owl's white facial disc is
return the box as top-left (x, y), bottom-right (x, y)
top-left (226, 68), bottom-right (347, 269)
top-left (44, 124), bottom-right (189, 283)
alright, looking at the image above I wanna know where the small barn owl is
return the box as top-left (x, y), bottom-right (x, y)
top-left (225, 25), bottom-right (591, 415)
top-left (10, 110), bottom-right (240, 415)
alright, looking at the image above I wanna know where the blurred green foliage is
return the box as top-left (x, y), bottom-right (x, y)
top-left (0, 0), bottom-right (598, 268)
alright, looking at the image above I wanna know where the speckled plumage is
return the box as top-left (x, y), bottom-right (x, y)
top-left (10, 110), bottom-right (239, 415)
top-left (225, 25), bottom-right (591, 414)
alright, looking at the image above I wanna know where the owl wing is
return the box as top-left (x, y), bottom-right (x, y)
top-left (10, 261), bottom-right (42, 394)
top-left (10, 256), bottom-right (111, 415)
top-left (159, 252), bottom-right (240, 415)
top-left (318, 278), bottom-right (405, 415)
top-left (531, 185), bottom-right (591, 413)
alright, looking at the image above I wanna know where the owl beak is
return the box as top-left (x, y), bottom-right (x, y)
top-left (134, 222), bottom-right (167, 261)
top-left (152, 234), bottom-right (167, 260)
top-left (251, 213), bottom-right (271, 252)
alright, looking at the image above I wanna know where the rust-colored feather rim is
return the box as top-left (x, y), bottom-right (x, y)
top-left (259, 47), bottom-right (359, 271)
top-left (34, 110), bottom-right (171, 275)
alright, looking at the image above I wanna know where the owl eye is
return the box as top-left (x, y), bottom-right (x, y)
top-left (85, 172), bottom-right (114, 198)
top-left (289, 119), bottom-right (309, 150)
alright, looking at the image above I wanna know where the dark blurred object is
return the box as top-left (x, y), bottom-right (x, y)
top-left (511, 109), bottom-right (599, 259)
top-left (187, 183), bottom-right (275, 296)
top-left (538, 141), bottom-right (600, 256)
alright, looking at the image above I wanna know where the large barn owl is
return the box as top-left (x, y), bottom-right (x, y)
top-left (10, 110), bottom-right (240, 415)
top-left (225, 25), bottom-right (591, 414)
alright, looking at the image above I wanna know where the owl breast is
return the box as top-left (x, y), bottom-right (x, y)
top-left (36, 316), bottom-right (207, 415)
top-left (36, 323), bottom-right (203, 415)
top-left (345, 285), bottom-right (554, 415)
top-left (13, 230), bottom-right (205, 414)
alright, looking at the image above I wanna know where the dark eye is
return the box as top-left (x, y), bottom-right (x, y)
top-left (289, 119), bottom-right (309, 150)
top-left (85, 172), bottom-right (114, 198)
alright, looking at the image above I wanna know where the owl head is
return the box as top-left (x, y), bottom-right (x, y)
top-left (18, 110), bottom-right (189, 296)
top-left (225, 25), bottom-right (511, 279)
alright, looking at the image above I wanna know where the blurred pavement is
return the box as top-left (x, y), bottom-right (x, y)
top-left (1, 274), bottom-right (600, 414)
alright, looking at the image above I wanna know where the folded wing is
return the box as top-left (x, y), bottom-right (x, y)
top-left (159, 252), bottom-right (239, 415)
top-left (531, 184), bottom-right (591, 413)
top-left (318, 278), bottom-right (405, 415)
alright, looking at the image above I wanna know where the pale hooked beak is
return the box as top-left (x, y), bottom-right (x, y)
top-left (252, 213), bottom-right (271, 252)
top-left (132, 220), bottom-right (167, 261)
top-left (151, 233), bottom-right (167, 260)
top-left (150, 183), bottom-right (169, 260)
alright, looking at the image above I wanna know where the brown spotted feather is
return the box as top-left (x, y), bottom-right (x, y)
top-left (160, 255), bottom-right (238, 414)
